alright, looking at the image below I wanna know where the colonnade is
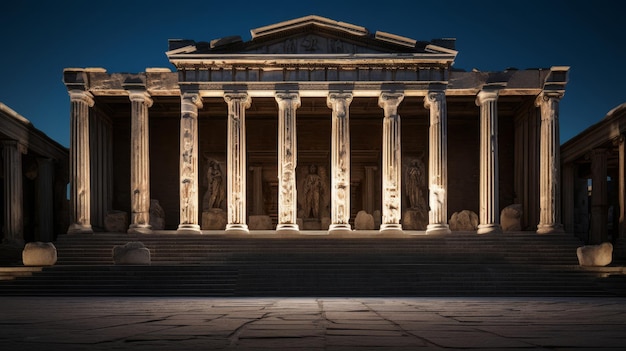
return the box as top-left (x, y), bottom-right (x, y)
top-left (65, 87), bottom-right (564, 234)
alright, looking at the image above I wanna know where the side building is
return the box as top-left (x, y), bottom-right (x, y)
top-left (0, 103), bottom-right (69, 246)
top-left (62, 15), bottom-right (568, 235)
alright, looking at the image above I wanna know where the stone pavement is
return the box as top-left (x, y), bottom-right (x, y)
top-left (1, 297), bottom-right (625, 350)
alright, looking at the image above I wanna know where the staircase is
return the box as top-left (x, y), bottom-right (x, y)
top-left (1, 231), bottom-right (624, 296)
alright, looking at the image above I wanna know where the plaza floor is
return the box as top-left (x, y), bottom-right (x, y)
top-left (1, 297), bottom-right (625, 350)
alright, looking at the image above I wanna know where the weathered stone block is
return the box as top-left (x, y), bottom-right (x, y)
top-left (355, 210), bottom-right (375, 230)
top-left (577, 242), bottom-right (613, 267)
top-left (402, 209), bottom-right (428, 230)
top-left (501, 204), bottom-right (523, 231)
top-left (449, 210), bottom-right (479, 231)
top-left (105, 211), bottom-right (128, 233)
top-left (113, 242), bottom-right (151, 265)
top-left (202, 209), bottom-right (227, 230)
top-left (249, 215), bottom-right (273, 230)
top-left (22, 242), bottom-right (57, 266)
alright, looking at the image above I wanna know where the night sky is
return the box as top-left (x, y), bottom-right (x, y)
top-left (1, 0), bottom-right (623, 147)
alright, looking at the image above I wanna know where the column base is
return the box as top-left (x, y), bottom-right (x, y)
top-left (328, 223), bottom-right (352, 235)
top-left (226, 224), bottom-right (249, 234)
top-left (536, 223), bottom-right (564, 234)
top-left (176, 224), bottom-right (201, 234)
top-left (379, 223), bottom-right (403, 235)
top-left (67, 223), bottom-right (93, 234)
top-left (426, 223), bottom-right (451, 235)
top-left (276, 223), bottom-right (299, 235)
top-left (128, 224), bottom-right (152, 234)
top-left (477, 224), bottom-right (502, 235)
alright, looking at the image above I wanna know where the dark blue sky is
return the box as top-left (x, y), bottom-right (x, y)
top-left (1, 0), bottom-right (623, 147)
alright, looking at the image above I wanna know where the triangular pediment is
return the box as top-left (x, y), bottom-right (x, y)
top-left (167, 15), bottom-right (457, 58)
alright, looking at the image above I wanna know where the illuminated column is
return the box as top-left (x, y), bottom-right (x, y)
top-left (36, 157), bottom-right (54, 242)
top-left (2, 140), bottom-right (26, 245)
top-left (536, 92), bottom-right (564, 234)
top-left (224, 93), bottom-right (251, 233)
top-left (178, 92), bottom-right (203, 233)
top-left (328, 93), bottom-right (353, 233)
top-left (424, 90), bottom-right (451, 235)
top-left (128, 90), bottom-right (153, 234)
top-left (379, 93), bottom-right (404, 233)
top-left (67, 90), bottom-right (94, 234)
top-left (476, 86), bottom-right (502, 234)
top-left (275, 93), bottom-right (300, 233)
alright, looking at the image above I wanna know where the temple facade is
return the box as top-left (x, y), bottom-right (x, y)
top-left (62, 15), bottom-right (568, 235)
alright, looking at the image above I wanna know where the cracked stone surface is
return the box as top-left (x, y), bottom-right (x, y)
top-left (0, 297), bottom-right (625, 350)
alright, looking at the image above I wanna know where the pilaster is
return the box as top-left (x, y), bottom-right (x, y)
top-left (535, 92), bottom-right (564, 234)
top-left (67, 90), bottom-right (94, 234)
top-left (178, 92), bottom-right (203, 233)
top-left (328, 93), bottom-right (353, 233)
top-left (275, 93), bottom-right (300, 233)
top-left (378, 93), bottom-right (404, 233)
top-left (424, 90), bottom-right (451, 235)
top-left (476, 86), bottom-right (503, 234)
top-left (224, 93), bottom-right (251, 233)
top-left (128, 90), bottom-right (153, 234)
top-left (2, 140), bottom-right (27, 246)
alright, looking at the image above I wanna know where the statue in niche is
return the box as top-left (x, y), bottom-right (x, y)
top-left (406, 157), bottom-right (427, 211)
top-left (202, 159), bottom-right (225, 211)
top-left (303, 164), bottom-right (323, 218)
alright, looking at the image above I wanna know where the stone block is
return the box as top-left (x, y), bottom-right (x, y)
top-left (449, 210), bottom-right (479, 231)
top-left (113, 242), bottom-right (151, 265)
top-left (501, 204), bottom-right (523, 231)
top-left (22, 242), bottom-right (57, 266)
top-left (202, 208), bottom-right (227, 230)
top-left (105, 211), bottom-right (128, 233)
top-left (249, 215), bottom-right (273, 230)
top-left (402, 209), bottom-right (428, 230)
top-left (577, 242), bottom-right (613, 267)
top-left (355, 210), bottom-right (375, 230)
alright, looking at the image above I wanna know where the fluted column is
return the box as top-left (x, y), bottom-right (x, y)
top-left (536, 92), bottom-right (564, 234)
top-left (379, 93), bottom-right (404, 233)
top-left (424, 91), bottom-right (451, 235)
top-left (67, 90), bottom-right (94, 234)
top-left (224, 93), bottom-right (251, 233)
top-left (178, 92), bottom-right (203, 233)
top-left (476, 87), bottom-right (502, 234)
top-left (128, 90), bottom-right (153, 234)
top-left (2, 140), bottom-right (26, 245)
top-left (275, 93), bottom-right (300, 233)
top-left (36, 157), bottom-right (54, 242)
top-left (328, 93), bottom-right (353, 233)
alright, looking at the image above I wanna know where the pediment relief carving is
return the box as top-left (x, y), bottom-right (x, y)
top-left (243, 33), bottom-right (394, 55)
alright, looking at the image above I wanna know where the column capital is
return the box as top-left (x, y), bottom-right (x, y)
top-left (224, 92), bottom-right (251, 108)
top-left (327, 92), bottom-right (354, 105)
top-left (275, 92), bottom-right (301, 108)
top-left (475, 83), bottom-right (505, 106)
top-left (535, 91), bottom-right (564, 107)
top-left (182, 92), bottom-right (203, 109)
top-left (128, 90), bottom-right (153, 108)
top-left (1, 139), bottom-right (27, 154)
top-left (378, 92), bottom-right (404, 116)
top-left (68, 90), bottom-right (94, 107)
top-left (423, 90), bottom-right (445, 109)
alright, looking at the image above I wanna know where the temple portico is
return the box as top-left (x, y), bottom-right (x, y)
top-left (61, 16), bottom-right (568, 235)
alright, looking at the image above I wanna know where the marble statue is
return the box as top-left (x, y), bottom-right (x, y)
top-left (303, 164), bottom-right (323, 218)
top-left (202, 159), bottom-right (225, 211)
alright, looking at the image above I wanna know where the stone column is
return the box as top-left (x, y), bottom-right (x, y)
top-left (2, 140), bottom-right (26, 245)
top-left (178, 92), bottom-right (203, 233)
top-left (275, 93), bottom-right (300, 233)
top-left (224, 93), bottom-right (251, 233)
top-left (328, 93), bottom-right (353, 233)
top-left (68, 90), bottom-right (94, 234)
top-left (476, 87), bottom-right (502, 234)
top-left (618, 136), bottom-right (626, 238)
top-left (128, 90), bottom-right (153, 234)
top-left (535, 92), bottom-right (564, 234)
top-left (379, 93), bottom-right (404, 233)
top-left (363, 166), bottom-right (377, 215)
top-left (590, 148), bottom-right (608, 244)
top-left (36, 157), bottom-right (54, 242)
top-left (424, 91), bottom-right (451, 235)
